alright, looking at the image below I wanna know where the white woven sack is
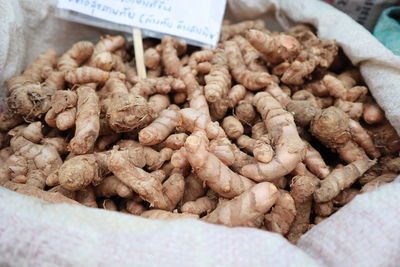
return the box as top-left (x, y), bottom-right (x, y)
top-left (0, 0), bottom-right (400, 266)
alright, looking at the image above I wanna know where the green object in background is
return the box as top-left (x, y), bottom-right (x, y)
top-left (373, 7), bottom-right (400, 55)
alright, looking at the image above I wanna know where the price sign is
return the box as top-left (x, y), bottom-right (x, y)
top-left (57, 0), bottom-right (227, 47)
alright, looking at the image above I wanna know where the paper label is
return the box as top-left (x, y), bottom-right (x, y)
top-left (57, 0), bottom-right (227, 47)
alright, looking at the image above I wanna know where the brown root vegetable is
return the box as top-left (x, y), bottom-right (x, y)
top-left (185, 131), bottom-right (255, 198)
top-left (69, 84), bottom-right (100, 154)
top-left (141, 210), bottom-right (199, 220)
top-left (94, 175), bottom-right (133, 198)
top-left (310, 107), bottom-right (369, 163)
top-left (264, 190), bottom-right (296, 235)
top-left (181, 196), bottom-right (217, 215)
top-left (225, 40), bottom-right (275, 90)
top-left (203, 182), bottom-right (278, 227)
top-left (247, 30), bottom-right (300, 64)
top-left (287, 175), bottom-right (319, 243)
top-left (314, 159), bottom-right (376, 202)
top-left (138, 108), bottom-right (181, 146)
top-left (222, 116), bottom-right (244, 140)
top-left (3, 181), bottom-right (79, 205)
top-left (363, 103), bottom-right (385, 124)
top-left (161, 36), bottom-right (181, 78)
top-left (241, 92), bottom-right (306, 181)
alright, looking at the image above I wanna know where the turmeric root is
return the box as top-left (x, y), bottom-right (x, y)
top-left (125, 199), bottom-right (145, 215)
top-left (233, 35), bottom-right (267, 72)
top-left (94, 175), bottom-right (133, 198)
top-left (47, 152), bottom-right (108, 191)
top-left (181, 196), bottom-right (217, 215)
top-left (144, 47), bottom-right (161, 69)
top-left (138, 107), bottom-right (181, 146)
top-left (264, 190), bottom-right (296, 235)
top-left (75, 186), bottom-right (98, 208)
top-left (69, 84), bottom-right (100, 154)
top-left (237, 135), bottom-right (274, 164)
top-left (141, 210), bottom-right (199, 220)
top-left (203, 182), bottom-right (278, 227)
top-left (131, 77), bottom-right (185, 96)
top-left (363, 103), bottom-right (385, 124)
top-left (185, 131), bottom-right (254, 198)
top-left (204, 48), bottom-right (231, 102)
top-left (287, 175), bottom-right (319, 243)
top-left (7, 123), bottom-right (62, 189)
top-left (220, 19), bottom-right (265, 41)
top-left (314, 159), bottom-right (376, 202)
top-left (108, 149), bottom-right (184, 210)
top-left (222, 116), bottom-right (244, 140)
top-left (247, 30), bottom-right (300, 64)
top-left (161, 36), bottom-right (181, 78)
top-left (334, 99), bottom-right (363, 120)
top-left (58, 41), bottom-right (94, 72)
top-left (303, 141), bottom-right (330, 179)
top-left (65, 67), bottom-right (110, 84)
top-left (333, 188), bottom-right (359, 206)
top-left (183, 173), bottom-right (206, 203)
top-left (241, 92), bottom-right (306, 181)
top-left (3, 181), bottom-right (79, 205)
top-left (310, 107), bottom-right (371, 163)
top-left (225, 40), bottom-right (275, 90)
top-left (45, 90), bottom-right (77, 129)
top-left (322, 73), bottom-right (367, 101)
top-left (164, 133), bottom-right (188, 150)
top-left (104, 78), bottom-right (152, 132)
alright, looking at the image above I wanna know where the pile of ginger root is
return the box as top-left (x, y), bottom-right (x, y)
top-left (1, 20), bottom-right (400, 243)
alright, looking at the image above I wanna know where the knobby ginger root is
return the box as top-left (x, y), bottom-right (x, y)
top-left (363, 103), bottom-right (385, 125)
top-left (233, 35), bottom-right (267, 72)
top-left (225, 40), bottom-right (275, 90)
top-left (181, 196), bottom-right (217, 215)
top-left (161, 36), bottom-right (182, 78)
top-left (247, 30), bottom-right (300, 64)
top-left (220, 19), bottom-right (265, 41)
top-left (139, 107), bottom-right (181, 146)
top-left (65, 66), bottom-right (111, 84)
top-left (310, 107), bottom-right (375, 163)
top-left (204, 49), bottom-right (231, 102)
top-left (3, 181), bottom-right (79, 205)
top-left (237, 135), bottom-right (274, 163)
top-left (333, 188), bottom-right (359, 206)
top-left (203, 182), bottom-right (278, 227)
top-left (94, 175), bottom-right (133, 198)
top-left (183, 173), bottom-right (206, 203)
top-left (303, 141), bottom-right (330, 179)
top-left (241, 92), bottom-right (306, 181)
top-left (69, 84), bottom-right (100, 154)
top-left (75, 186), bottom-right (98, 208)
top-left (185, 131), bottom-right (255, 198)
top-left (264, 190), bottom-right (296, 235)
top-left (287, 175), bottom-right (319, 243)
top-left (314, 159), bottom-right (376, 202)
top-left (164, 133), bottom-right (188, 150)
top-left (108, 149), bottom-right (184, 210)
top-left (58, 41), bottom-right (94, 72)
top-left (222, 116), bottom-right (244, 140)
top-left (141, 210), bottom-right (199, 220)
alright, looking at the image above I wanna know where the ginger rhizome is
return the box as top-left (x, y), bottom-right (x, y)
top-left (1, 22), bottom-right (397, 243)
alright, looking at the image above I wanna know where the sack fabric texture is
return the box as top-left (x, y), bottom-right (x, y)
top-left (1, 0), bottom-right (400, 266)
